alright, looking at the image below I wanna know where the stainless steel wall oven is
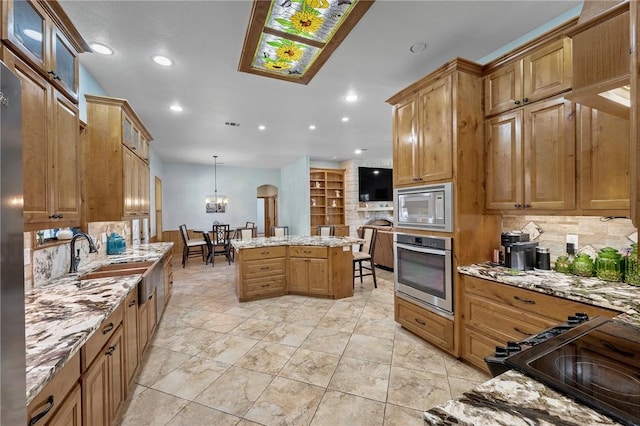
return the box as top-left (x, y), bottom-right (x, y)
top-left (394, 233), bottom-right (453, 319)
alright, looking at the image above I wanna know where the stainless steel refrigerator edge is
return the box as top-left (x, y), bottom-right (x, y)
top-left (0, 61), bottom-right (26, 425)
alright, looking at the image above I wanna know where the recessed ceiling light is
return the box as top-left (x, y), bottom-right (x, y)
top-left (341, 117), bottom-right (349, 122)
top-left (345, 93), bottom-right (358, 102)
top-left (90, 42), bottom-right (114, 55)
top-left (169, 104), bottom-right (183, 112)
top-left (354, 149), bottom-right (362, 154)
top-left (23, 29), bottom-right (42, 42)
top-left (410, 42), bottom-right (429, 53)
top-left (152, 55), bottom-right (173, 66)
top-left (258, 125), bottom-right (266, 130)
top-left (309, 125), bottom-right (316, 130)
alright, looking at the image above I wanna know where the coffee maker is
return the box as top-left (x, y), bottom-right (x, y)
top-left (500, 232), bottom-right (538, 270)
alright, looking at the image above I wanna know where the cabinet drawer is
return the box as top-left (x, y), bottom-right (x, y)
top-left (245, 276), bottom-right (286, 296)
top-left (462, 327), bottom-right (500, 373)
top-left (464, 292), bottom-right (556, 342)
top-left (81, 303), bottom-right (124, 371)
top-left (243, 258), bottom-right (286, 279)
top-left (242, 246), bottom-right (287, 261)
top-left (463, 275), bottom-right (619, 322)
top-left (395, 296), bottom-right (454, 354)
top-left (27, 351), bottom-right (80, 426)
top-left (289, 246), bottom-right (327, 258)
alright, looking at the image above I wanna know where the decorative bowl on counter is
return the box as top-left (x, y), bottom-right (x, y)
top-left (571, 253), bottom-right (594, 277)
top-left (595, 247), bottom-right (623, 282)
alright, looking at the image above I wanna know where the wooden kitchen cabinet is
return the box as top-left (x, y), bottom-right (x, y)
top-left (236, 246), bottom-right (287, 301)
top-left (1, 46), bottom-right (81, 231)
top-left (288, 246), bottom-right (329, 295)
top-left (163, 251), bottom-right (174, 306)
top-left (391, 74), bottom-right (453, 186)
top-left (138, 287), bottom-right (157, 357)
top-left (82, 324), bottom-right (125, 426)
top-left (1, 0), bottom-right (89, 102)
top-left (484, 37), bottom-right (572, 117)
top-left (395, 296), bottom-right (455, 354)
top-left (460, 274), bottom-right (619, 373)
top-left (123, 288), bottom-right (139, 387)
top-left (485, 96), bottom-right (576, 211)
top-left (27, 351), bottom-right (80, 426)
top-left (86, 95), bottom-right (152, 222)
top-left (309, 168), bottom-right (345, 231)
top-left (48, 383), bottom-right (82, 426)
top-left (578, 105), bottom-right (630, 212)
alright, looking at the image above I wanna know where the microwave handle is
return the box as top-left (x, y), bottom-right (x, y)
top-left (435, 194), bottom-right (444, 220)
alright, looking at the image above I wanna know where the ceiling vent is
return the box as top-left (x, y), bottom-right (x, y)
top-left (566, 0), bottom-right (630, 119)
top-left (225, 122), bottom-right (241, 127)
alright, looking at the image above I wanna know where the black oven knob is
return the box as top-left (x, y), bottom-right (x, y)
top-left (567, 315), bottom-right (579, 325)
top-left (575, 313), bottom-right (589, 322)
top-left (495, 346), bottom-right (509, 357)
top-left (506, 341), bottom-right (522, 352)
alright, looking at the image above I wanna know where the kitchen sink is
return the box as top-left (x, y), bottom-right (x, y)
top-left (79, 261), bottom-right (155, 281)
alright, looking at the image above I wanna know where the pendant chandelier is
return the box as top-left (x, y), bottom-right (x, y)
top-left (206, 155), bottom-right (228, 213)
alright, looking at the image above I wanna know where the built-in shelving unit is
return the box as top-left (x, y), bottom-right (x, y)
top-left (310, 168), bottom-right (345, 231)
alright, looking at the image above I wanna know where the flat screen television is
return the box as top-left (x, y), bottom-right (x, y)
top-left (358, 167), bottom-right (393, 202)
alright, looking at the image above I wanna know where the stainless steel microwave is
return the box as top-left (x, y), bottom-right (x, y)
top-left (395, 183), bottom-right (453, 232)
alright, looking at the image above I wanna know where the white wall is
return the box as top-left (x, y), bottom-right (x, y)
top-left (162, 162), bottom-right (280, 231)
top-left (78, 64), bottom-right (107, 121)
top-left (280, 156), bottom-right (311, 236)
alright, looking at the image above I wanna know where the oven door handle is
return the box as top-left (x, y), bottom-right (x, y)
top-left (395, 242), bottom-right (447, 256)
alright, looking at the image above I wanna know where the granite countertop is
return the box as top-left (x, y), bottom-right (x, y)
top-left (25, 242), bottom-right (173, 406)
top-left (231, 235), bottom-right (365, 250)
top-left (422, 262), bottom-right (640, 425)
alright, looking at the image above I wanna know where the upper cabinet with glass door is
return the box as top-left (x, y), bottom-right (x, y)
top-left (1, 0), bottom-right (89, 102)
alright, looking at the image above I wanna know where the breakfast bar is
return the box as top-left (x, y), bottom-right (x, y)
top-left (231, 236), bottom-right (364, 302)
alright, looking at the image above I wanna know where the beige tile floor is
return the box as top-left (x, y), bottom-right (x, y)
top-left (117, 260), bottom-right (489, 426)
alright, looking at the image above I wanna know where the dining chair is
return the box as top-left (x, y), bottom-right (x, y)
top-left (318, 225), bottom-right (335, 237)
top-left (353, 226), bottom-right (378, 288)
top-left (211, 224), bottom-right (233, 266)
top-left (271, 226), bottom-right (289, 237)
top-left (236, 227), bottom-right (254, 241)
top-left (245, 221), bottom-right (255, 229)
top-left (178, 224), bottom-right (207, 267)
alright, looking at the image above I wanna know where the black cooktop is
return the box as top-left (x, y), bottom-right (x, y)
top-left (505, 317), bottom-right (640, 426)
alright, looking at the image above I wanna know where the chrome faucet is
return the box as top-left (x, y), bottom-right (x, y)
top-left (69, 232), bottom-right (98, 273)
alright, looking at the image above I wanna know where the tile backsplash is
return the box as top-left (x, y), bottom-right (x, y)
top-left (502, 215), bottom-right (637, 261)
top-left (26, 221), bottom-right (131, 290)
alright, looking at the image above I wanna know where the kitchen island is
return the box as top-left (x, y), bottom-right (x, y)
top-left (423, 263), bottom-right (640, 426)
top-left (231, 236), bottom-right (364, 302)
top-left (24, 242), bottom-right (173, 414)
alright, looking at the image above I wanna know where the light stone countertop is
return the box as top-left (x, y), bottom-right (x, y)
top-left (24, 242), bottom-right (174, 405)
top-left (231, 235), bottom-right (365, 250)
top-left (422, 262), bottom-right (640, 425)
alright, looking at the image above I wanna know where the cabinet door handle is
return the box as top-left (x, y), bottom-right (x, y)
top-left (513, 295), bottom-right (535, 304)
top-left (260, 266), bottom-right (270, 270)
top-left (106, 344), bottom-right (117, 356)
top-left (102, 322), bottom-right (114, 334)
top-left (514, 100), bottom-right (521, 105)
top-left (523, 97), bottom-right (529, 103)
top-left (514, 204), bottom-right (522, 208)
top-left (29, 395), bottom-right (54, 426)
top-left (414, 318), bottom-right (426, 326)
top-left (261, 284), bottom-right (271, 288)
top-left (524, 204), bottom-right (531, 208)
top-left (260, 251), bottom-right (270, 255)
top-left (148, 294), bottom-right (153, 300)
top-left (600, 339), bottom-right (634, 357)
top-left (514, 327), bottom-right (533, 336)
top-left (303, 250), bottom-right (312, 254)
top-left (128, 300), bottom-right (137, 308)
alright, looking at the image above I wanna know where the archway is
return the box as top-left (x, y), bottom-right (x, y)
top-left (257, 184), bottom-right (278, 236)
